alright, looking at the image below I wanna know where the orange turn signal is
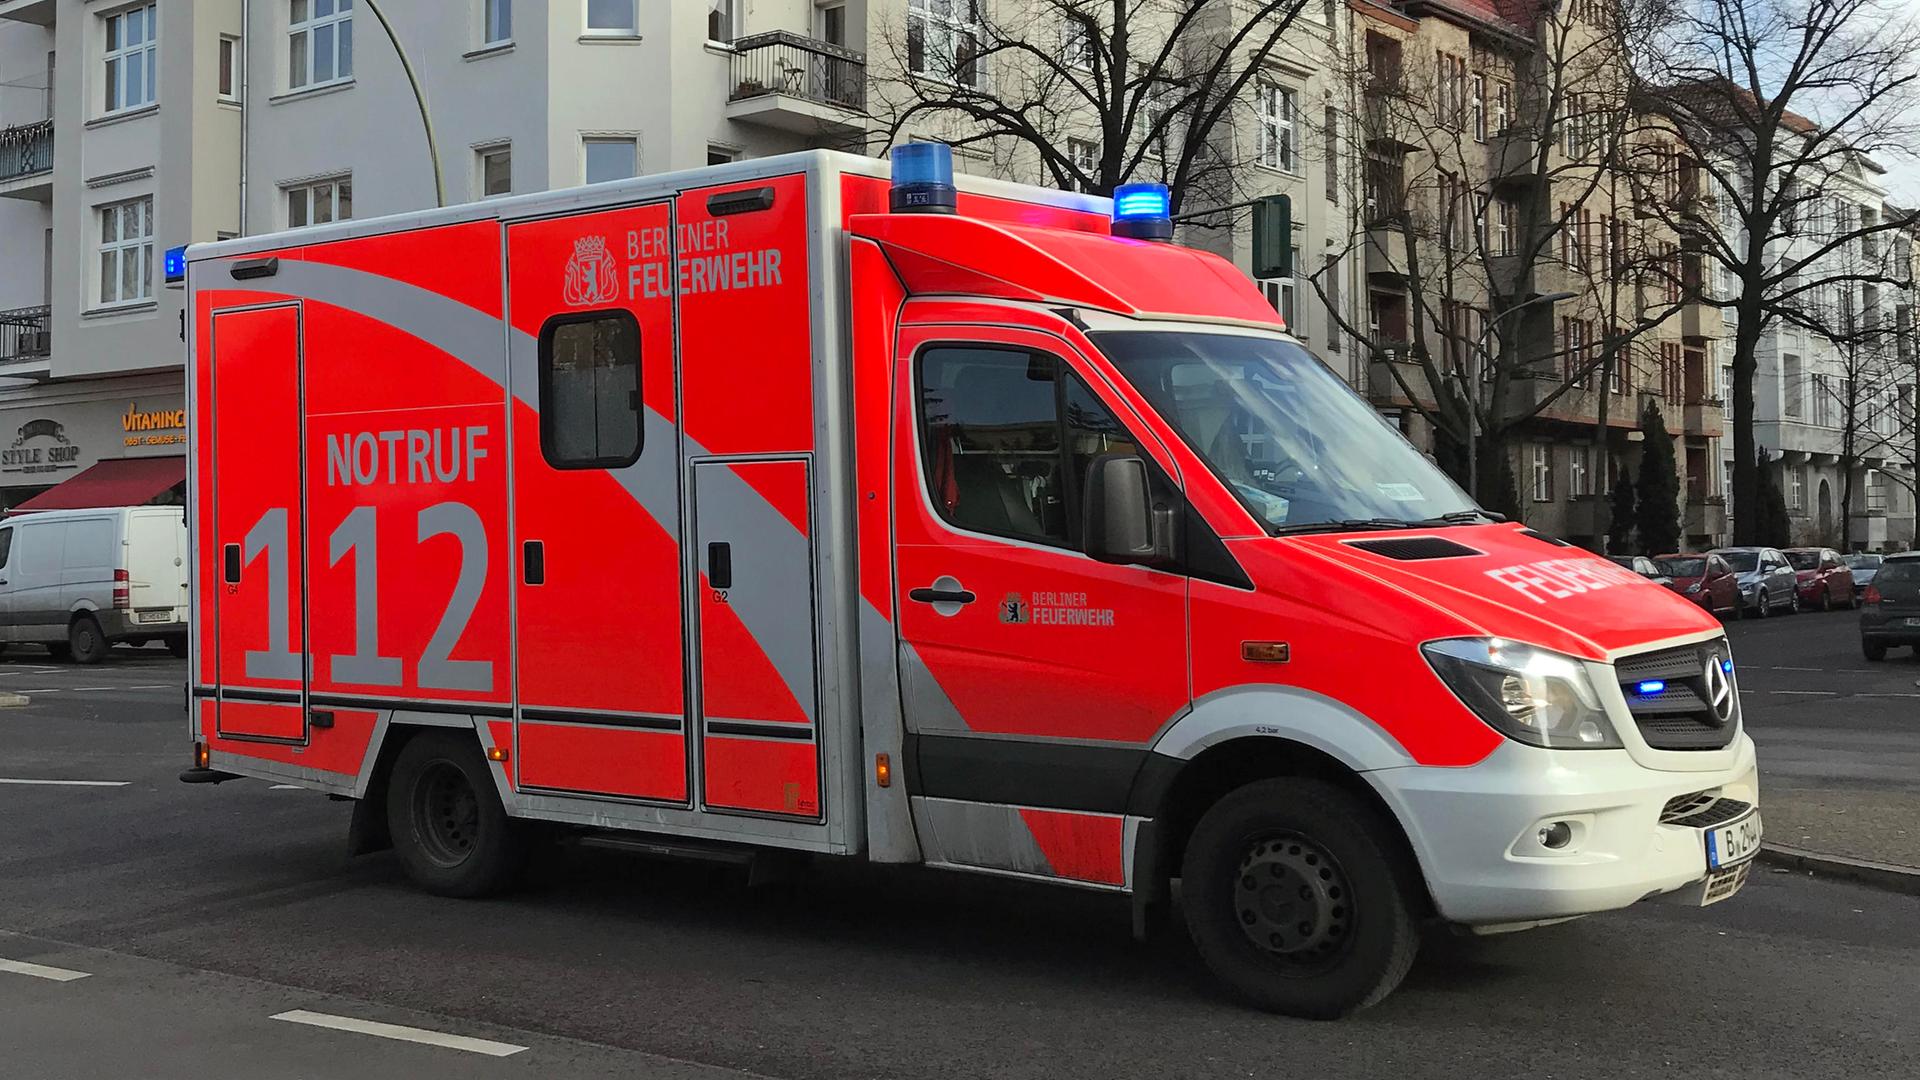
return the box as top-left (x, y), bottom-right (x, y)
top-left (875, 752), bottom-right (892, 789)
top-left (486, 746), bottom-right (509, 763)
top-left (1241, 641), bottom-right (1291, 663)
top-left (193, 742), bottom-right (209, 769)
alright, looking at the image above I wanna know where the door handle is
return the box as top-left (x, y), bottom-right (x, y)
top-left (707, 542), bottom-right (733, 590)
top-left (523, 540), bottom-right (545, 585)
top-left (909, 587), bottom-right (977, 605)
top-left (223, 543), bottom-right (241, 584)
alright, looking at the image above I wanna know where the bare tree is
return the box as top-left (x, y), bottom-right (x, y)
top-left (1307, 0), bottom-right (1686, 515)
top-left (1635, 0), bottom-right (1920, 544)
top-left (868, 0), bottom-right (1310, 210)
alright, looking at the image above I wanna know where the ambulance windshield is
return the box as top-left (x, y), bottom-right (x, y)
top-left (1095, 330), bottom-right (1481, 534)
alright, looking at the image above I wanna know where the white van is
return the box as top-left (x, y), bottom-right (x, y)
top-left (0, 506), bottom-right (188, 662)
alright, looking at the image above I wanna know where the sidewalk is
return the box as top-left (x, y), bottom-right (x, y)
top-left (1759, 783), bottom-right (1920, 894)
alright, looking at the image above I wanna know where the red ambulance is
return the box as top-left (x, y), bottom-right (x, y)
top-left (182, 145), bottom-right (1760, 1017)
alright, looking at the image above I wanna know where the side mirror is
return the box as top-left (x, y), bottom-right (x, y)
top-left (1082, 453), bottom-right (1176, 566)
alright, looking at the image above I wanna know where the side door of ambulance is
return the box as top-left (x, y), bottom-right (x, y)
top-left (892, 324), bottom-right (1190, 845)
top-left (505, 203), bottom-right (689, 802)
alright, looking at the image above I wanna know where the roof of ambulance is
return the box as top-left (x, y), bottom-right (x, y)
top-left (186, 149), bottom-right (1114, 264)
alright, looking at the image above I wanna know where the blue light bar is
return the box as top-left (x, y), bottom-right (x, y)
top-left (1636, 680), bottom-right (1666, 696)
top-left (163, 245), bottom-right (188, 286)
top-left (1110, 182), bottom-right (1173, 241)
top-left (890, 141), bottom-right (956, 215)
top-left (1720, 658), bottom-right (1733, 673)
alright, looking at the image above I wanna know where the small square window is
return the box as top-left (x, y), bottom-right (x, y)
top-left (479, 145), bottom-right (511, 197)
top-left (484, 0), bottom-right (512, 43)
top-left (539, 311), bottom-right (642, 469)
top-left (586, 0), bottom-right (636, 34)
top-left (707, 145), bottom-right (739, 166)
top-left (584, 137), bottom-right (637, 184)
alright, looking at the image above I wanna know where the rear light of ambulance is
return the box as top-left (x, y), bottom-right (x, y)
top-left (112, 569), bottom-right (130, 609)
top-left (1863, 585), bottom-right (1882, 605)
top-left (194, 742), bottom-right (209, 770)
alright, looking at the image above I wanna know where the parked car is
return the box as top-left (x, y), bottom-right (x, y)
top-left (1653, 553), bottom-right (1741, 618)
top-left (1844, 553), bottom-right (1884, 591)
top-left (1606, 554), bottom-right (1672, 587)
top-left (1711, 546), bottom-right (1800, 616)
top-left (1861, 552), bottom-right (1920, 660)
top-left (0, 506), bottom-right (188, 662)
top-left (1784, 547), bottom-right (1857, 611)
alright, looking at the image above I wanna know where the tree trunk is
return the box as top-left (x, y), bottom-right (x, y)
top-left (1729, 304), bottom-right (1765, 544)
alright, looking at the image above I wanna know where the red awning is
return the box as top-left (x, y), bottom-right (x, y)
top-left (10, 456), bottom-right (185, 512)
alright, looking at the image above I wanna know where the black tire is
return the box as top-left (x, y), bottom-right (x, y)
top-left (386, 731), bottom-right (528, 898)
top-left (1786, 590), bottom-right (1800, 615)
top-left (44, 642), bottom-right (71, 661)
top-left (1181, 778), bottom-right (1420, 1019)
top-left (1820, 588), bottom-right (1832, 612)
top-left (68, 615), bottom-right (108, 665)
top-left (165, 635), bottom-right (188, 658)
top-left (1755, 588), bottom-right (1771, 618)
top-left (1864, 640), bottom-right (1888, 662)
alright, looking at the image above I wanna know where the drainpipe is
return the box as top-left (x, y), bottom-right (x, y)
top-left (238, 0), bottom-right (249, 234)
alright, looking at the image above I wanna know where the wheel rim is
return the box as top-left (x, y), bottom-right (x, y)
top-left (77, 625), bottom-right (96, 653)
top-left (1231, 832), bottom-right (1355, 971)
top-left (411, 760), bottom-right (481, 868)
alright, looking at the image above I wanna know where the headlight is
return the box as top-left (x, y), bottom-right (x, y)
top-left (1422, 638), bottom-right (1623, 750)
top-left (1686, 582), bottom-right (1702, 593)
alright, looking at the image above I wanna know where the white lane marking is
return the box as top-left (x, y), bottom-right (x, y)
top-left (270, 784), bottom-right (302, 790)
top-left (1853, 692), bottom-right (1920, 698)
top-left (129, 684), bottom-right (175, 689)
top-left (1766, 690), bottom-right (1837, 696)
top-left (271, 1010), bottom-right (528, 1058)
top-left (0, 958), bottom-right (91, 982)
top-left (0, 778), bottom-right (129, 787)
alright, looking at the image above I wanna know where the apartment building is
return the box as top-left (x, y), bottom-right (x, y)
top-left (1346, 0), bottom-right (1725, 551)
top-left (0, 0), bottom-right (243, 510)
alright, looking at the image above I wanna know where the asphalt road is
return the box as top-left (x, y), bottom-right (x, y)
top-left (1, 630), bottom-right (1916, 1079)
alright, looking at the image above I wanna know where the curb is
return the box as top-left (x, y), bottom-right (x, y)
top-left (1758, 843), bottom-right (1920, 897)
top-left (0, 693), bottom-right (28, 708)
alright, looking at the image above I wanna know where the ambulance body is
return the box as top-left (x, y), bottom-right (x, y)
top-left (184, 149), bottom-right (1759, 1017)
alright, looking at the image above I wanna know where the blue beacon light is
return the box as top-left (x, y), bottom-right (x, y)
top-left (1635, 680), bottom-right (1666, 696)
top-left (1110, 182), bottom-right (1173, 242)
top-left (890, 141), bottom-right (957, 215)
top-left (163, 245), bottom-right (188, 286)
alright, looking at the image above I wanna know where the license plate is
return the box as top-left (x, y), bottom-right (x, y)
top-left (137, 610), bottom-right (171, 624)
top-left (1706, 809), bottom-right (1762, 870)
top-left (1901, 617), bottom-right (1920, 628)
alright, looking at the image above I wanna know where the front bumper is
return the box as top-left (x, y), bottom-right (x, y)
top-left (1369, 735), bottom-right (1759, 925)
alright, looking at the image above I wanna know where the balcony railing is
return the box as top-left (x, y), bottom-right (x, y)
top-left (729, 30), bottom-right (866, 112)
top-left (0, 118), bottom-right (51, 183)
top-left (0, 304), bottom-right (50, 363)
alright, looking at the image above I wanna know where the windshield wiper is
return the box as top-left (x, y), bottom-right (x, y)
top-left (1437, 508), bottom-right (1506, 524)
top-left (1271, 518), bottom-right (1430, 536)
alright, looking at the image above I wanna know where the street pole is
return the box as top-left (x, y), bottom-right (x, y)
top-left (1466, 289), bottom-right (1578, 501)
top-left (361, 0), bottom-right (445, 209)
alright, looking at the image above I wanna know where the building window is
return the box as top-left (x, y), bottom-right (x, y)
top-left (586, 0), bottom-right (637, 34)
top-left (707, 145), bottom-right (739, 166)
top-left (583, 137), bottom-right (637, 184)
top-left (1788, 465), bottom-right (1805, 511)
top-left (1257, 84), bottom-right (1300, 172)
top-left (1066, 137), bottom-right (1098, 190)
top-left (286, 176), bottom-right (351, 227)
top-left (1471, 73), bottom-right (1487, 142)
top-left (1260, 247), bottom-right (1302, 328)
top-left (908, 0), bottom-right (984, 89)
top-left (1324, 255), bottom-right (1342, 352)
top-left (289, 0), bottom-right (353, 90)
top-left (478, 144), bottom-right (511, 197)
top-left (1060, 11), bottom-right (1094, 70)
top-left (218, 34), bottom-right (242, 102)
top-left (1783, 353), bottom-right (1803, 418)
top-left (485, 0), bottom-right (512, 43)
top-left (1494, 82), bottom-right (1511, 135)
top-left (707, 0), bottom-right (735, 44)
top-left (97, 196), bottom-right (154, 307)
top-left (539, 311), bottom-right (642, 469)
top-left (103, 4), bottom-right (158, 114)
top-left (1569, 443), bottom-right (1592, 498)
top-left (1531, 443), bottom-right (1554, 502)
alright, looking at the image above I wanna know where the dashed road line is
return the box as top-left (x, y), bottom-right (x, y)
top-left (0, 958), bottom-right (91, 982)
top-left (269, 784), bottom-right (302, 790)
top-left (1763, 690), bottom-right (1838, 696)
top-left (0, 778), bottom-right (130, 787)
top-left (270, 1010), bottom-right (528, 1058)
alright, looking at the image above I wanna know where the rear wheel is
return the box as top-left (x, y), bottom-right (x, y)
top-left (1865, 640), bottom-right (1888, 662)
top-left (165, 635), bottom-right (188, 658)
top-left (1754, 588), bottom-right (1771, 617)
top-left (1820, 587), bottom-right (1832, 612)
top-left (386, 732), bottom-right (528, 898)
top-left (1181, 779), bottom-right (1420, 1019)
top-left (68, 615), bottom-right (108, 665)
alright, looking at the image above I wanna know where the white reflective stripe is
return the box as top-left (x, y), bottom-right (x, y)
top-left (0, 958), bottom-right (90, 982)
top-left (0, 778), bottom-right (130, 787)
top-left (270, 1010), bottom-right (527, 1057)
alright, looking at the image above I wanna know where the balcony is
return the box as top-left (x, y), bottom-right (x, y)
top-left (0, 0), bottom-right (55, 24)
top-left (0, 118), bottom-right (52, 201)
top-left (1487, 127), bottom-right (1538, 187)
top-left (1365, 350), bottom-right (1436, 409)
top-left (1500, 367), bottom-right (1616, 427)
top-left (0, 305), bottom-right (50, 366)
top-left (1686, 493), bottom-right (1728, 537)
top-left (1682, 395), bottom-right (1724, 437)
top-left (1365, 222), bottom-right (1410, 281)
top-left (1680, 298), bottom-right (1722, 341)
top-left (726, 31), bottom-right (867, 139)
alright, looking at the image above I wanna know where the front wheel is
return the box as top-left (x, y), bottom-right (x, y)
top-left (1820, 588), bottom-right (1832, 612)
top-left (1865, 640), bottom-right (1888, 662)
top-left (386, 732), bottom-right (528, 898)
top-left (68, 615), bottom-right (108, 664)
top-left (1754, 588), bottom-right (1771, 618)
top-left (1181, 779), bottom-right (1420, 1019)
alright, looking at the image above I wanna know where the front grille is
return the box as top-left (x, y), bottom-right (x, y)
top-left (1660, 791), bottom-right (1752, 827)
top-left (1614, 640), bottom-right (1739, 750)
